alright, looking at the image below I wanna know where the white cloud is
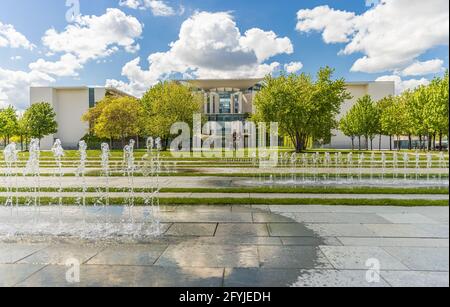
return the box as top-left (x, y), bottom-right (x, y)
top-left (10, 56), bottom-right (22, 61)
top-left (29, 54), bottom-right (83, 77)
top-left (296, 6), bottom-right (356, 43)
top-left (0, 21), bottom-right (34, 50)
top-left (42, 8), bottom-right (142, 63)
top-left (240, 28), bottom-right (293, 62)
top-left (376, 75), bottom-right (430, 94)
top-left (296, 0), bottom-right (449, 74)
top-left (29, 8), bottom-right (142, 78)
top-left (284, 61), bottom-right (303, 73)
top-left (401, 59), bottom-right (444, 76)
top-left (0, 67), bottom-right (54, 110)
top-left (107, 12), bottom-right (293, 96)
top-left (119, 0), bottom-right (182, 16)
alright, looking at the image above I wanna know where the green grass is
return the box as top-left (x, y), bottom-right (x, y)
top-left (1, 186), bottom-right (448, 195)
top-left (1, 196), bottom-right (447, 207)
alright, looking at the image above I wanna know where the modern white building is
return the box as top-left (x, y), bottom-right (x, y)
top-left (30, 80), bottom-right (395, 150)
top-left (30, 86), bottom-right (130, 150)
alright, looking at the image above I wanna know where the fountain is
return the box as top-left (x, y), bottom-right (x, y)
top-left (51, 139), bottom-right (65, 210)
top-left (3, 143), bottom-right (19, 208)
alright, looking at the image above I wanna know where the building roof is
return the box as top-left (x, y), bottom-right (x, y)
top-left (181, 79), bottom-right (264, 91)
top-left (30, 86), bottom-right (134, 98)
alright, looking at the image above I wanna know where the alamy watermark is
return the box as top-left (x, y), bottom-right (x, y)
top-left (65, 0), bottom-right (80, 23)
top-left (365, 258), bottom-right (381, 283)
top-left (169, 114), bottom-right (280, 167)
top-left (65, 257), bottom-right (80, 284)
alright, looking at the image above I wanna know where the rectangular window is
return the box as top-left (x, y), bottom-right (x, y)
top-left (89, 88), bottom-right (95, 108)
top-left (234, 95), bottom-right (240, 114)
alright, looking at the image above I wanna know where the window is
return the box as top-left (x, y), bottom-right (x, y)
top-left (219, 92), bottom-right (231, 114)
top-left (89, 88), bottom-right (95, 108)
top-left (234, 94), bottom-right (240, 114)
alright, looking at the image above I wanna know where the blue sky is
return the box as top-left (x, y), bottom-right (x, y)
top-left (0, 0), bottom-right (448, 109)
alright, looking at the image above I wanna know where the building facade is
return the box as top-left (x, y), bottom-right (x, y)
top-left (30, 86), bottom-right (129, 150)
top-left (30, 79), bottom-right (395, 150)
top-left (183, 79), bottom-right (395, 149)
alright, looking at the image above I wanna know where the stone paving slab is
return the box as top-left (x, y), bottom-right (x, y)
top-left (319, 246), bottom-right (409, 270)
top-left (0, 264), bottom-right (46, 287)
top-left (289, 213), bottom-right (390, 224)
top-left (16, 265), bottom-right (224, 287)
top-left (383, 247), bottom-right (449, 271)
top-left (364, 224), bottom-right (447, 238)
top-left (377, 213), bottom-right (438, 224)
top-left (0, 244), bottom-right (48, 264)
top-left (305, 224), bottom-right (377, 237)
top-left (280, 237), bottom-right (342, 246)
top-left (155, 244), bottom-right (259, 268)
top-left (258, 246), bottom-right (332, 269)
top-left (215, 223), bottom-right (269, 237)
top-left (17, 245), bottom-right (102, 265)
top-left (381, 271), bottom-right (449, 287)
top-left (337, 237), bottom-right (450, 248)
top-left (86, 244), bottom-right (168, 266)
top-left (290, 269), bottom-right (390, 287)
top-left (165, 223), bottom-right (217, 236)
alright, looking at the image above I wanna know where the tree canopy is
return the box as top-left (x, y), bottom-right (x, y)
top-left (23, 102), bottom-right (58, 142)
top-left (252, 67), bottom-right (351, 152)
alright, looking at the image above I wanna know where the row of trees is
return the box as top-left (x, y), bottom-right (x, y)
top-left (340, 72), bottom-right (449, 151)
top-left (82, 81), bottom-right (202, 148)
top-left (0, 103), bottom-right (57, 150)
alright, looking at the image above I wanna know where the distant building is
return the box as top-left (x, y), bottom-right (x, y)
top-left (30, 86), bottom-right (130, 150)
top-left (30, 79), bottom-right (395, 150)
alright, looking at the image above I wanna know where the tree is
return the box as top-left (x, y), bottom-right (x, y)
top-left (253, 67), bottom-right (351, 152)
top-left (16, 115), bottom-right (30, 151)
top-left (345, 95), bottom-right (379, 150)
top-left (141, 81), bottom-right (203, 148)
top-left (90, 96), bottom-right (143, 147)
top-left (380, 96), bottom-right (407, 151)
top-left (340, 112), bottom-right (358, 150)
top-left (23, 102), bottom-right (57, 143)
top-left (0, 105), bottom-right (19, 145)
top-left (376, 96), bottom-right (394, 150)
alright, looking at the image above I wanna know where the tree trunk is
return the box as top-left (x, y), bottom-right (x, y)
top-left (351, 137), bottom-right (355, 151)
top-left (439, 132), bottom-right (443, 151)
top-left (419, 135), bottom-right (423, 150)
top-left (379, 135), bottom-right (382, 151)
top-left (408, 135), bottom-right (412, 150)
top-left (370, 139), bottom-right (373, 151)
top-left (358, 136), bottom-right (361, 151)
top-left (432, 133), bottom-right (436, 151)
top-left (427, 133), bottom-right (432, 151)
top-left (389, 136), bottom-right (392, 151)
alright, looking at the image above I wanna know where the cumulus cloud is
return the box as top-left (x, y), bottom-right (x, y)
top-left (29, 54), bottom-right (83, 77)
top-left (26, 8), bottom-right (142, 79)
top-left (296, 0), bottom-right (449, 74)
top-left (284, 62), bottom-right (303, 73)
top-left (42, 8), bottom-right (142, 62)
top-left (376, 75), bottom-right (430, 94)
top-left (0, 21), bottom-right (34, 50)
top-left (107, 12), bottom-right (293, 96)
top-left (401, 59), bottom-right (445, 76)
top-left (119, 0), bottom-right (183, 16)
top-left (0, 67), bottom-right (55, 110)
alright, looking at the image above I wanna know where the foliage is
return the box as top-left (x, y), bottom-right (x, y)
top-left (253, 67), bottom-right (351, 152)
top-left (23, 102), bottom-right (58, 141)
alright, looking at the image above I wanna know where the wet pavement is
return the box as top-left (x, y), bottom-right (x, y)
top-left (0, 205), bottom-right (448, 287)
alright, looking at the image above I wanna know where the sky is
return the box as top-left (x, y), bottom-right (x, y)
top-left (0, 0), bottom-right (448, 110)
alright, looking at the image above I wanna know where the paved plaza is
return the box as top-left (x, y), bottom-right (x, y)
top-left (0, 205), bottom-right (448, 287)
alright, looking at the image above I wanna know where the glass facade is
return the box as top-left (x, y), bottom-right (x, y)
top-left (88, 88), bottom-right (95, 108)
top-left (219, 92), bottom-right (231, 114)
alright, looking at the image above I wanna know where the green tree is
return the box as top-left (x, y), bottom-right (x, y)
top-left (0, 105), bottom-right (19, 145)
top-left (346, 95), bottom-right (379, 150)
top-left (340, 112), bottom-right (358, 150)
top-left (141, 81), bottom-right (203, 147)
top-left (375, 96), bottom-right (394, 150)
top-left (253, 67), bottom-right (351, 152)
top-left (23, 102), bottom-right (57, 143)
top-left (380, 96), bottom-right (407, 151)
top-left (16, 115), bottom-right (30, 151)
top-left (90, 96), bottom-right (143, 147)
